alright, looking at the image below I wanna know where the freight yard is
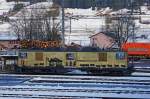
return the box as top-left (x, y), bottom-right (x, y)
top-left (0, 0), bottom-right (150, 98)
top-left (0, 73), bottom-right (150, 99)
top-left (0, 60), bottom-right (149, 99)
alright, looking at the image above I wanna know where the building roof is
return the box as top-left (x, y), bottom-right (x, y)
top-left (89, 31), bottom-right (116, 39)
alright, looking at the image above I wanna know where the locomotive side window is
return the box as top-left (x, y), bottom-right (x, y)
top-left (116, 52), bottom-right (125, 60)
top-left (35, 52), bottom-right (43, 61)
top-left (19, 52), bottom-right (27, 59)
top-left (66, 53), bottom-right (75, 60)
top-left (99, 53), bottom-right (107, 61)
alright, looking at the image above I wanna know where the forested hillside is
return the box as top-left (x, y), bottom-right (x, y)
top-left (53, 0), bottom-right (150, 9)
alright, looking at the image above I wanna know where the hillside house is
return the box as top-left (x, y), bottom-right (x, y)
top-left (90, 32), bottom-right (115, 49)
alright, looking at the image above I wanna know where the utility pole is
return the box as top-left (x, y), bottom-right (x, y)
top-left (61, 0), bottom-right (65, 47)
top-left (69, 16), bottom-right (72, 44)
top-left (130, 0), bottom-right (141, 42)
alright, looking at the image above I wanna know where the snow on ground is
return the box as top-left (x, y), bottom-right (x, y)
top-left (0, 22), bottom-right (17, 40)
top-left (65, 8), bottom-right (105, 45)
top-left (65, 7), bottom-right (150, 45)
top-left (95, 7), bottom-right (112, 16)
top-left (0, 74), bottom-right (150, 98)
top-left (132, 72), bottom-right (150, 76)
top-left (0, 0), bottom-right (15, 15)
top-left (0, 1), bottom-right (150, 45)
top-left (127, 19), bottom-right (150, 42)
top-left (0, 0), bottom-right (16, 40)
top-left (65, 8), bottom-right (96, 16)
top-left (2, 74), bottom-right (150, 81)
top-left (110, 8), bottom-right (130, 15)
top-left (11, 6), bottom-right (106, 45)
top-left (9, 2), bottom-right (54, 20)
top-left (132, 6), bottom-right (150, 42)
top-left (0, 1), bottom-right (54, 41)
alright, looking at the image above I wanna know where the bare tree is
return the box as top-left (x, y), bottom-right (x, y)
top-left (10, 3), bottom-right (61, 41)
top-left (111, 15), bottom-right (135, 49)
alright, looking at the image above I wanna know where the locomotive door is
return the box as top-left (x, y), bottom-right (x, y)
top-left (49, 58), bottom-right (63, 67)
top-left (66, 53), bottom-right (76, 67)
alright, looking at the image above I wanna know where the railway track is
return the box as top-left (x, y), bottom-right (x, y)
top-left (0, 87), bottom-right (150, 94)
top-left (28, 77), bottom-right (150, 84)
top-left (0, 94), bottom-right (100, 99)
top-left (0, 85), bottom-right (149, 99)
top-left (0, 74), bottom-right (150, 98)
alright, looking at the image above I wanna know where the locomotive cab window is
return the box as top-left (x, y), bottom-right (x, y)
top-left (116, 52), bottom-right (125, 60)
top-left (19, 52), bottom-right (27, 59)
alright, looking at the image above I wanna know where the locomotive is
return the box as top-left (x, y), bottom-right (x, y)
top-left (12, 40), bottom-right (132, 75)
top-left (16, 50), bottom-right (130, 75)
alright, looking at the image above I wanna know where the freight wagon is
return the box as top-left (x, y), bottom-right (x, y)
top-left (122, 43), bottom-right (150, 60)
top-left (15, 50), bottom-right (131, 75)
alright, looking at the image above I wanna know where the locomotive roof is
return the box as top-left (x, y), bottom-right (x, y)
top-left (18, 47), bottom-right (124, 52)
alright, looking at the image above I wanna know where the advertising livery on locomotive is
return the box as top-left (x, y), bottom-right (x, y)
top-left (17, 50), bottom-right (130, 75)
top-left (12, 40), bottom-right (131, 75)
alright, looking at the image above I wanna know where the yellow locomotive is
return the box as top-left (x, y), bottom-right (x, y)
top-left (11, 40), bottom-right (132, 75)
top-left (16, 49), bottom-right (131, 75)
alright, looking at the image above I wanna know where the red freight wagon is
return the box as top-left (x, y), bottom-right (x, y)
top-left (122, 43), bottom-right (150, 59)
